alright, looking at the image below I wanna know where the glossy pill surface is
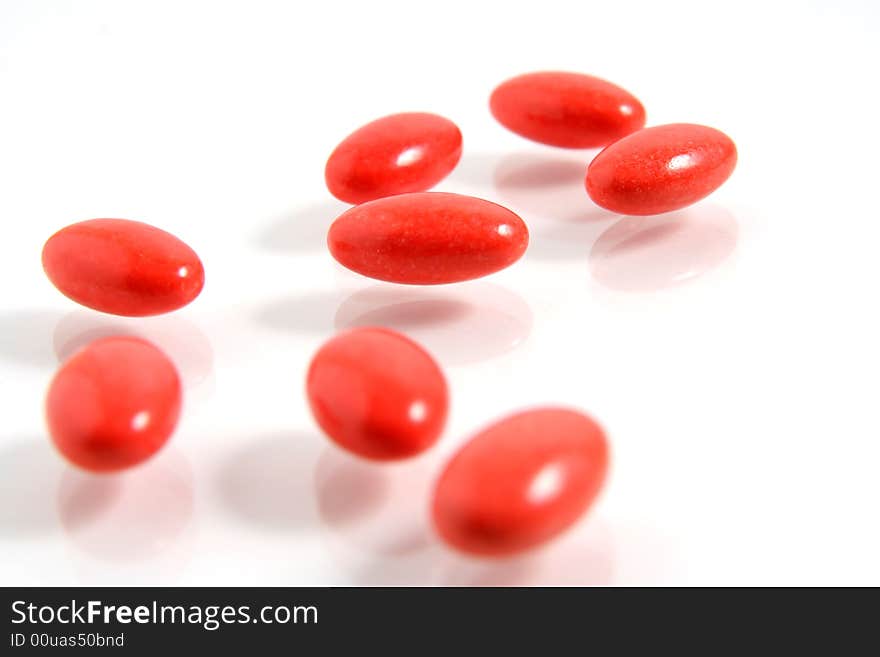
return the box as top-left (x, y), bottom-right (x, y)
top-left (490, 71), bottom-right (645, 148)
top-left (46, 337), bottom-right (182, 472)
top-left (433, 408), bottom-right (609, 556)
top-left (42, 219), bottom-right (205, 316)
top-left (328, 192), bottom-right (528, 284)
top-left (307, 327), bottom-right (448, 460)
top-left (325, 112), bottom-right (463, 204)
top-left (586, 123), bottom-right (737, 215)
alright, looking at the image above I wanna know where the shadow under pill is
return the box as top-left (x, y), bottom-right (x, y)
top-left (440, 518), bottom-right (616, 586)
top-left (440, 152), bottom-right (509, 189)
top-left (255, 201), bottom-right (349, 253)
top-left (494, 152), bottom-right (589, 189)
top-left (492, 152), bottom-right (613, 223)
top-left (255, 290), bottom-right (347, 335)
top-left (214, 432), bottom-right (322, 532)
top-left (339, 297), bottom-right (472, 328)
top-left (341, 519), bottom-right (617, 586)
top-left (314, 446), bottom-right (435, 560)
top-left (0, 310), bottom-right (64, 368)
top-left (479, 152), bottom-right (621, 261)
top-left (314, 449), bottom-right (390, 527)
top-left (57, 447), bottom-right (194, 563)
top-left (333, 282), bottom-right (533, 366)
top-left (525, 217), bottom-right (619, 262)
top-left (589, 204), bottom-right (739, 292)
top-left (0, 438), bottom-right (65, 539)
top-left (53, 311), bottom-right (214, 388)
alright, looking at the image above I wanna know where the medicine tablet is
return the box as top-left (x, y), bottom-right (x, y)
top-left (586, 123), bottom-right (737, 215)
top-left (307, 327), bottom-right (448, 460)
top-left (490, 71), bottom-right (645, 148)
top-left (327, 192), bottom-right (528, 284)
top-left (42, 219), bottom-right (205, 316)
top-left (433, 408), bottom-right (609, 556)
top-left (325, 112), bottom-right (463, 204)
top-left (46, 336), bottom-right (182, 472)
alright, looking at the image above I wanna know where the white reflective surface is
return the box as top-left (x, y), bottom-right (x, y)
top-left (1, 0), bottom-right (879, 585)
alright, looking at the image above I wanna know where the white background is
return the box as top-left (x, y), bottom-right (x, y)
top-left (1, 0), bottom-right (878, 586)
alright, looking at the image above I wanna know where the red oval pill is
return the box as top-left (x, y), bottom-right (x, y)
top-left (325, 112), bottom-right (463, 204)
top-left (46, 336), bottom-right (182, 472)
top-left (306, 327), bottom-right (448, 460)
top-left (586, 123), bottom-right (737, 215)
top-left (433, 408), bottom-right (609, 556)
top-left (490, 71), bottom-right (646, 148)
top-left (42, 219), bottom-right (205, 317)
top-left (327, 192), bottom-right (528, 285)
